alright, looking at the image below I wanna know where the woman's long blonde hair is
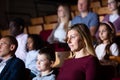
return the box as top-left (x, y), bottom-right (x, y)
top-left (57, 4), bottom-right (70, 32)
top-left (68, 23), bottom-right (95, 56)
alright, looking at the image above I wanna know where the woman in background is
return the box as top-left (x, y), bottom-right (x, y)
top-left (47, 4), bottom-right (71, 67)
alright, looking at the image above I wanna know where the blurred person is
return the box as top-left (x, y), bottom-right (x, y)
top-left (103, 0), bottom-right (120, 33)
top-left (9, 18), bottom-right (28, 62)
top-left (71, 0), bottom-right (99, 42)
top-left (47, 4), bottom-right (71, 67)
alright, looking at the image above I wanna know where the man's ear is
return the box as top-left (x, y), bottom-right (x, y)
top-left (10, 44), bottom-right (15, 51)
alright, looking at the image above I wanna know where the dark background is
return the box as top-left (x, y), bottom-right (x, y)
top-left (0, 0), bottom-right (100, 29)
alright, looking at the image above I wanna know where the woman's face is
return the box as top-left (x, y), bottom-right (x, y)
top-left (36, 54), bottom-right (51, 72)
top-left (27, 37), bottom-right (34, 51)
top-left (57, 6), bottom-right (65, 18)
top-left (98, 25), bottom-right (109, 42)
top-left (67, 29), bottom-right (83, 52)
top-left (108, 0), bottom-right (118, 11)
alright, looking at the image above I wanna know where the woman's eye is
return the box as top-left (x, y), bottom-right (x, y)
top-left (102, 30), bottom-right (107, 32)
top-left (71, 35), bottom-right (76, 39)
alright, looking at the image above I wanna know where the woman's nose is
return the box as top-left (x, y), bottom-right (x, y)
top-left (67, 38), bottom-right (71, 44)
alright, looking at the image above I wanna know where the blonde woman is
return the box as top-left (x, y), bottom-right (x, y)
top-left (47, 4), bottom-right (71, 67)
top-left (57, 24), bottom-right (100, 80)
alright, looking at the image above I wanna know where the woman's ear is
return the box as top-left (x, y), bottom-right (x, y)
top-left (10, 44), bottom-right (16, 51)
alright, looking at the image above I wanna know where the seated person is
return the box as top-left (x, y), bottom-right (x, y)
top-left (32, 47), bottom-right (56, 80)
top-left (47, 4), bottom-right (71, 67)
top-left (25, 34), bottom-right (43, 78)
top-left (9, 18), bottom-right (28, 62)
top-left (71, 0), bottom-right (99, 44)
top-left (0, 35), bottom-right (26, 80)
top-left (103, 0), bottom-right (120, 33)
top-left (95, 22), bottom-right (119, 65)
top-left (57, 24), bottom-right (100, 80)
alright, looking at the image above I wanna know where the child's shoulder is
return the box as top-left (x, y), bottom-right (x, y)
top-left (96, 43), bottom-right (106, 48)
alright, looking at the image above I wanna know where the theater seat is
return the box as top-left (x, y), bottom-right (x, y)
top-left (39, 30), bottom-right (52, 46)
top-left (112, 77), bottom-right (120, 80)
top-left (99, 65), bottom-right (116, 80)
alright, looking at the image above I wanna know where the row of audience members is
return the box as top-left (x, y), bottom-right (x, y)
top-left (0, 23), bottom-right (119, 80)
top-left (0, 0), bottom-right (120, 80)
top-left (0, 35), bottom-right (56, 80)
top-left (48, 0), bottom-right (120, 68)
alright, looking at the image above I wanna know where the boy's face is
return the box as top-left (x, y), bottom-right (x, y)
top-left (36, 54), bottom-right (52, 72)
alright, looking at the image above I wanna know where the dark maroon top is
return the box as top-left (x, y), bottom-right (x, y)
top-left (57, 55), bottom-right (100, 80)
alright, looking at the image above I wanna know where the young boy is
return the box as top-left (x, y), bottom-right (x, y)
top-left (32, 47), bottom-right (56, 80)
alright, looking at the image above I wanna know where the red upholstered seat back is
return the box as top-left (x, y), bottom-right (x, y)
top-left (39, 30), bottom-right (52, 46)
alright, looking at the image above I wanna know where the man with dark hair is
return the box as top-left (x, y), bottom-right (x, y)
top-left (9, 18), bottom-right (28, 62)
top-left (0, 35), bottom-right (26, 80)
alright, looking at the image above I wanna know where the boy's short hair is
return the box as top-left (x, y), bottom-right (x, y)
top-left (39, 47), bottom-right (56, 62)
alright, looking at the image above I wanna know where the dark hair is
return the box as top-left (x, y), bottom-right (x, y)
top-left (98, 22), bottom-right (116, 60)
top-left (39, 47), bottom-right (55, 62)
top-left (111, 0), bottom-right (120, 15)
top-left (2, 35), bottom-right (18, 54)
top-left (10, 18), bottom-right (25, 32)
top-left (27, 34), bottom-right (44, 51)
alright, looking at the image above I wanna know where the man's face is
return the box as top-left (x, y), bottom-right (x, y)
top-left (108, 0), bottom-right (117, 12)
top-left (0, 38), bottom-right (12, 58)
top-left (77, 0), bottom-right (88, 12)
